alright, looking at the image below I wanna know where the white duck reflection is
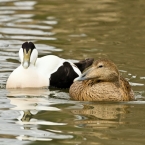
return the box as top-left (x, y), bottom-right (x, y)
top-left (6, 89), bottom-right (73, 141)
top-left (7, 89), bottom-right (65, 124)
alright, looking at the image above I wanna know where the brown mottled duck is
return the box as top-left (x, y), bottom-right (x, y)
top-left (69, 59), bottom-right (134, 101)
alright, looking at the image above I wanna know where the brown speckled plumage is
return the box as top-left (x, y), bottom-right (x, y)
top-left (69, 59), bottom-right (134, 101)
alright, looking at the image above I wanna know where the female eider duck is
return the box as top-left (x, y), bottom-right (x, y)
top-left (69, 59), bottom-right (134, 101)
top-left (6, 42), bottom-right (94, 89)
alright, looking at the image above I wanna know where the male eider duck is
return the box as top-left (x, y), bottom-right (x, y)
top-left (69, 59), bottom-right (134, 101)
top-left (6, 42), bottom-right (94, 89)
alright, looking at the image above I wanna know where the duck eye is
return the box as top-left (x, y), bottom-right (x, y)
top-left (98, 65), bottom-right (103, 68)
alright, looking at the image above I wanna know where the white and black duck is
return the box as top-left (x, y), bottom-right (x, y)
top-left (6, 42), bottom-right (94, 89)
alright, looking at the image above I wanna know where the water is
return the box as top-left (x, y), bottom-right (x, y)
top-left (0, 0), bottom-right (145, 144)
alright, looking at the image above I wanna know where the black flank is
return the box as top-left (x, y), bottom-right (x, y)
top-left (74, 58), bottom-right (94, 72)
top-left (50, 62), bottom-right (79, 88)
top-left (22, 42), bottom-right (36, 53)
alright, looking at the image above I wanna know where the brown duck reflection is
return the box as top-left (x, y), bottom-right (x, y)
top-left (71, 103), bottom-right (129, 129)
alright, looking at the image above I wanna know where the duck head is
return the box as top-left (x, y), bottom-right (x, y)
top-left (19, 42), bottom-right (38, 69)
top-left (74, 59), bottom-right (120, 83)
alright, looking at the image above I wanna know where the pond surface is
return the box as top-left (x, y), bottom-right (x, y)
top-left (1, 0), bottom-right (145, 144)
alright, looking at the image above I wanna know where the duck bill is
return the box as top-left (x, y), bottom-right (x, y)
top-left (74, 68), bottom-right (92, 82)
top-left (22, 49), bottom-right (31, 69)
top-left (74, 76), bottom-right (88, 82)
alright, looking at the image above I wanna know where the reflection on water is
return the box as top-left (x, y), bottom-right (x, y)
top-left (0, 0), bottom-right (145, 144)
top-left (6, 90), bottom-right (73, 143)
top-left (7, 88), bottom-right (51, 97)
top-left (5, 93), bottom-right (131, 144)
top-left (70, 103), bottom-right (128, 144)
top-left (72, 103), bottom-right (127, 130)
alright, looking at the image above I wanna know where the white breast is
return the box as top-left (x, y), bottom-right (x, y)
top-left (6, 65), bottom-right (49, 89)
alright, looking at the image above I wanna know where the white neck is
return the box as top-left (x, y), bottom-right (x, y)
top-left (19, 48), bottom-right (38, 66)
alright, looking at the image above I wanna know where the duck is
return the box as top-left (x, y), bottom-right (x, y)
top-left (6, 42), bottom-right (94, 89)
top-left (69, 58), bottom-right (134, 101)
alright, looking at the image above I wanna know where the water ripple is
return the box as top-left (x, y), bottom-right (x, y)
top-left (0, 28), bottom-right (54, 35)
top-left (13, 1), bottom-right (37, 6)
top-left (8, 35), bottom-right (56, 40)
